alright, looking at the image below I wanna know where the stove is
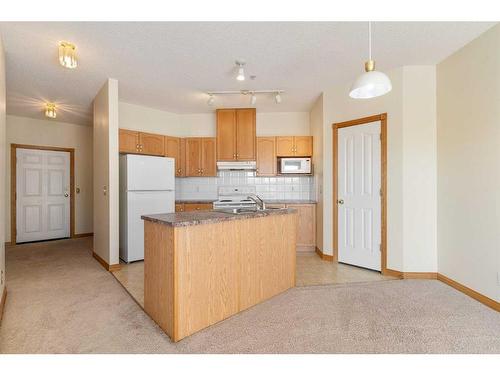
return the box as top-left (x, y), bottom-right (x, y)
top-left (213, 186), bottom-right (257, 210)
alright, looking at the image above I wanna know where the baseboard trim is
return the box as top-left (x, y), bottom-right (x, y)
top-left (437, 273), bottom-right (500, 312)
top-left (4, 242), bottom-right (13, 247)
top-left (0, 287), bottom-right (7, 325)
top-left (315, 247), bottom-right (334, 262)
top-left (403, 272), bottom-right (437, 280)
top-left (74, 232), bottom-right (93, 238)
top-left (92, 251), bottom-right (122, 272)
top-left (383, 268), bottom-right (403, 278)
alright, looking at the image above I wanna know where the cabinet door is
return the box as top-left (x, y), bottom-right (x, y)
top-left (175, 203), bottom-right (185, 212)
top-left (287, 204), bottom-right (316, 249)
top-left (165, 136), bottom-right (183, 177)
top-left (140, 132), bottom-right (165, 156)
top-left (236, 109), bottom-right (256, 160)
top-left (184, 203), bottom-right (213, 211)
top-left (216, 109), bottom-right (237, 161)
top-left (256, 137), bottom-right (276, 176)
top-left (294, 136), bottom-right (313, 157)
top-left (276, 136), bottom-right (295, 157)
top-left (119, 129), bottom-right (140, 154)
top-left (185, 138), bottom-right (202, 176)
top-left (178, 138), bottom-right (186, 177)
top-left (201, 138), bottom-right (217, 176)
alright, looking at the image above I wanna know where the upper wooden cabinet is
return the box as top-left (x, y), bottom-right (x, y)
top-left (119, 129), bottom-right (165, 156)
top-left (276, 136), bottom-right (313, 157)
top-left (216, 108), bottom-right (256, 161)
top-left (185, 137), bottom-right (217, 177)
top-left (119, 129), bottom-right (140, 154)
top-left (165, 136), bottom-right (186, 177)
top-left (256, 137), bottom-right (276, 176)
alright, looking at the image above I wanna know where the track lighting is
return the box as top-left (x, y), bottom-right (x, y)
top-left (207, 95), bottom-right (215, 106)
top-left (235, 61), bottom-right (245, 81)
top-left (250, 93), bottom-right (257, 106)
top-left (45, 103), bottom-right (57, 118)
top-left (275, 92), bottom-right (282, 104)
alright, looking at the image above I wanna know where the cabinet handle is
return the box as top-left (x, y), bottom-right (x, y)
top-left (233, 153), bottom-right (236, 159)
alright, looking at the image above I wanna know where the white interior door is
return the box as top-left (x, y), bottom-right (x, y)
top-left (338, 121), bottom-right (381, 271)
top-left (16, 148), bottom-right (71, 243)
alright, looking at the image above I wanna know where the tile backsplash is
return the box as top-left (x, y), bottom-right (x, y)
top-left (175, 170), bottom-right (315, 201)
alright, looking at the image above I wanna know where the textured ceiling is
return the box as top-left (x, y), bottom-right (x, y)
top-left (0, 22), bottom-right (496, 125)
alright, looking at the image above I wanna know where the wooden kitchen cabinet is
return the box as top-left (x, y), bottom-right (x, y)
top-left (140, 132), bottom-right (165, 156)
top-left (286, 203), bottom-right (316, 251)
top-left (276, 136), bottom-right (313, 157)
top-left (185, 137), bottom-right (217, 177)
top-left (175, 203), bottom-right (185, 212)
top-left (119, 129), bottom-right (140, 153)
top-left (165, 136), bottom-right (186, 177)
top-left (256, 137), bottom-right (276, 176)
top-left (216, 108), bottom-right (256, 161)
top-left (119, 129), bottom-right (165, 156)
top-left (183, 203), bottom-right (213, 211)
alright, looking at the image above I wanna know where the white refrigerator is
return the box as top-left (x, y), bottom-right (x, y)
top-left (119, 154), bottom-right (175, 263)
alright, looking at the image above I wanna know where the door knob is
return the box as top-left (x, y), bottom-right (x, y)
top-left (337, 199), bottom-right (344, 205)
top-left (64, 193), bottom-right (69, 197)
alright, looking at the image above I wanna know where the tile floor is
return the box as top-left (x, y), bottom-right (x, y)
top-left (113, 252), bottom-right (396, 308)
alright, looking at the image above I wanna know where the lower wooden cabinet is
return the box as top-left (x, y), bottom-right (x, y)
top-left (183, 203), bottom-right (213, 212)
top-left (175, 203), bottom-right (185, 212)
top-left (287, 204), bottom-right (316, 251)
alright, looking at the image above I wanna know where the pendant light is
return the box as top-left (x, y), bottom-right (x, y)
top-left (349, 22), bottom-right (392, 99)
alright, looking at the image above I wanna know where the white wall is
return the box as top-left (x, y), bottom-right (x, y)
top-left (119, 102), bottom-right (310, 137)
top-left (437, 24), bottom-right (500, 301)
top-left (93, 79), bottom-right (119, 265)
top-left (4, 116), bottom-right (93, 241)
top-left (0, 35), bottom-right (6, 299)
top-left (310, 94), bottom-right (324, 251)
top-left (321, 66), bottom-right (438, 272)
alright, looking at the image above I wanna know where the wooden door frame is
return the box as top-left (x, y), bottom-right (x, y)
top-left (11, 144), bottom-right (75, 245)
top-left (332, 113), bottom-right (388, 274)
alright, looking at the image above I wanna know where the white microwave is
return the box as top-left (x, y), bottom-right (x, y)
top-left (279, 158), bottom-right (312, 174)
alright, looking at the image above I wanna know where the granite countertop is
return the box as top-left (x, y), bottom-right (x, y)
top-left (142, 207), bottom-right (297, 227)
top-left (175, 199), bottom-right (317, 204)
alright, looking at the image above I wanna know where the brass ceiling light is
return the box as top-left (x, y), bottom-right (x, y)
top-left (45, 103), bottom-right (57, 119)
top-left (58, 41), bottom-right (78, 69)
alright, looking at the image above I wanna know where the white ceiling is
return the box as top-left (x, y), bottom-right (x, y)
top-left (0, 22), bottom-right (495, 125)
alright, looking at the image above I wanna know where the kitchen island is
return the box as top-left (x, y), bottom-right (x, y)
top-left (141, 208), bottom-right (298, 342)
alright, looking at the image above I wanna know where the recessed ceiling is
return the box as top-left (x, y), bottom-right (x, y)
top-left (0, 22), bottom-right (495, 125)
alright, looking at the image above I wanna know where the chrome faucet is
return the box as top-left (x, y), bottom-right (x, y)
top-left (247, 194), bottom-right (266, 210)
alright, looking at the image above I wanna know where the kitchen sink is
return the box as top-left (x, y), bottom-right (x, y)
top-left (216, 207), bottom-right (283, 215)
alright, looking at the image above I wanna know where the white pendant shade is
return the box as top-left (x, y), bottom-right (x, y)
top-left (349, 70), bottom-right (392, 99)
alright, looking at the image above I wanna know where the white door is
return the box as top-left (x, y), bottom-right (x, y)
top-left (16, 148), bottom-right (71, 243)
top-left (338, 121), bottom-right (381, 271)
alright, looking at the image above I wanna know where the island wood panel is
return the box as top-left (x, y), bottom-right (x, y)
top-left (256, 137), bottom-right (276, 176)
top-left (216, 109), bottom-right (237, 161)
top-left (276, 136), bottom-right (295, 156)
top-left (294, 136), bottom-right (313, 156)
top-left (239, 214), bottom-right (297, 311)
top-left (144, 222), bottom-right (175, 338)
top-left (235, 108), bottom-right (256, 160)
top-left (175, 221), bottom-right (240, 340)
top-left (119, 129), bottom-right (140, 154)
top-left (201, 137), bottom-right (217, 176)
top-left (140, 132), bottom-right (165, 156)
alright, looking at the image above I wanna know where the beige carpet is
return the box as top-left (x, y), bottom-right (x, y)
top-left (1, 238), bottom-right (499, 354)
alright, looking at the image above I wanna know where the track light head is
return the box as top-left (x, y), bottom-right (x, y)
top-left (275, 92), bottom-right (282, 104)
top-left (235, 60), bottom-right (246, 81)
top-left (250, 93), bottom-right (257, 106)
top-left (207, 95), bottom-right (215, 106)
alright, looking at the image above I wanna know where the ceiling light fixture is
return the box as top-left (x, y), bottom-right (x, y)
top-left (58, 41), bottom-right (78, 69)
top-left (45, 103), bottom-right (57, 119)
top-left (207, 94), bottom-right (215, 106)
top-left (349, 22), bottom-right (392, 99)
top-left (235, 60), bottom-right (246, 81)
top-left (250, 93), bottom-right (257, 106)
top-left (206, 89), bottom-right (284, 107)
